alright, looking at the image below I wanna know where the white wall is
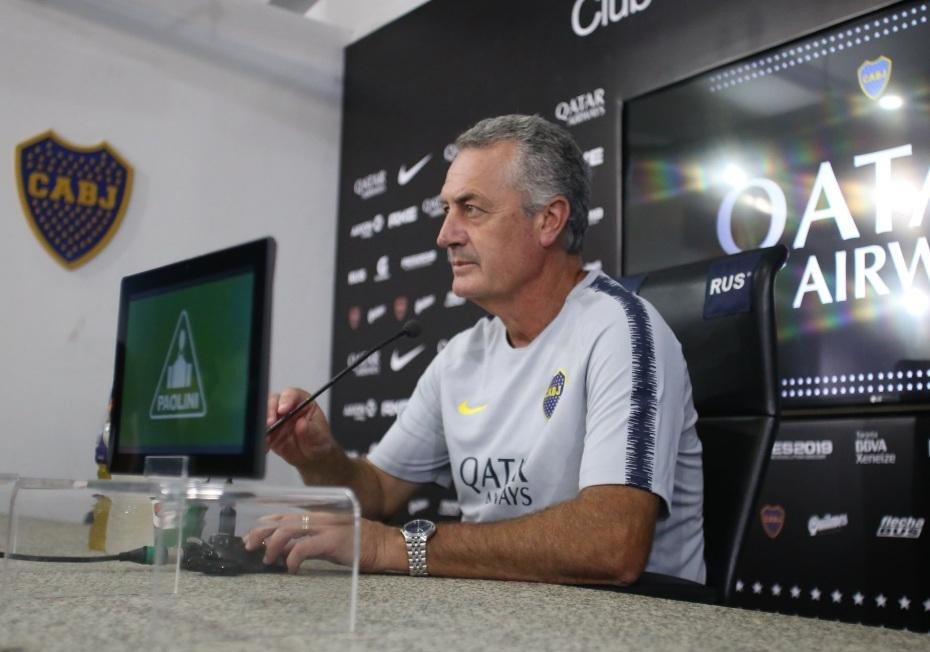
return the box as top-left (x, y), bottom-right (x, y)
top-left (0, 0), bottom-right (347, 486)
top-left (306, 0), bottom-right (430, 41)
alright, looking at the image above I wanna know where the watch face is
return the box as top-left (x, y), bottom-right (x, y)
top-left (405, 519), bottom-right (434, 535)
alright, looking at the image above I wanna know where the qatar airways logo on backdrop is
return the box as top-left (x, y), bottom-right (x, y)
top-left (715, 144), bottom-right (930, 310)
top-left (571, 0), bottom-right (653, 37)
top-left (555, 88), bottom-right (606, 126)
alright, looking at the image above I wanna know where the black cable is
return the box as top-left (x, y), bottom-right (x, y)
top-left (0, 546), bottom-right (153, 564)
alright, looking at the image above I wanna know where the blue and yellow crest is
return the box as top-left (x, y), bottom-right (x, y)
top-left (857, 55), bottom-right (892, 100)
top-left (760, 504), bottom-right (786, 539)
top-left (16, 130), bottom-right (133, 269)
top-left (542, 369), bottom-right (566, 420)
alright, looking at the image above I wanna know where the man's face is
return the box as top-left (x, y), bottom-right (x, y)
top-left (437, 142), bottom-right (544, 307)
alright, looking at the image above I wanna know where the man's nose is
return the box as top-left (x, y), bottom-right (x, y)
top-left (436, 210), bottom-right (464, 249)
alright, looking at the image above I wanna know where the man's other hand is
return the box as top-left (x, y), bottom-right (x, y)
top-left (244, 512), bottom-right (402, 574)
top-left (266, 388), bottom-right (336, 474)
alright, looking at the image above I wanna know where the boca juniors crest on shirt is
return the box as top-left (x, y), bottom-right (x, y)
top-left (543, 369), bottom-right (567, 420)
top-left (15, 130), bottom-right (133, 269)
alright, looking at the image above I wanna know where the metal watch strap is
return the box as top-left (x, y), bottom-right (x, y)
top-left (405, 531), bottom-right (429, 576)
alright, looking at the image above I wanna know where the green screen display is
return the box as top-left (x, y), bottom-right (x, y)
top-left (118, 271), bottom-right (254, 453)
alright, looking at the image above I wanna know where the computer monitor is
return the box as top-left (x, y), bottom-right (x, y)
top-left (108, 238), bottom-right (275, 478)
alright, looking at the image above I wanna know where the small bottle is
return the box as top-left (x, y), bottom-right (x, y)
top-left (96, 398), bottom-right (112, 480)
top-left (88, 399), bottom-right (113, 551)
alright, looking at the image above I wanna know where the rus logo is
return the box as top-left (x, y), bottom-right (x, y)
top-left (16, 130), bottom-right (133, 269)
top-left (708, 272), bottom-right (749, 295)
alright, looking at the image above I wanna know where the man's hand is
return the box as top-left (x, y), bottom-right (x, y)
top-left (243, 512), bottom-right (402, 574)
top-left (264, 387), bottom-right (423, 520)
top-left (266, 388), bottom-right (337, 479)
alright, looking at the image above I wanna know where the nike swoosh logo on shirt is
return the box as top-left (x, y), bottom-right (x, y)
top-left (397, 154), bottom-right (432, 186)
top-left (457, 400), bottom-right (488, 416)
top-left (390, 344), bottom-right (426, 371)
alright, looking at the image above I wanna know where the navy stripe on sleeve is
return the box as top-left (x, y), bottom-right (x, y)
top-left (589, 276), bottom-right (658, 488)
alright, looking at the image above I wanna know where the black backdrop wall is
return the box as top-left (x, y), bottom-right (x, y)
top-left (328, 0), bottom-right (925, 629)
top-left (331, 0), bottom-right (894, 516)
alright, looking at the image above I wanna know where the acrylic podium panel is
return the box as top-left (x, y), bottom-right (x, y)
top-left (0, 476), bottom-right (359, 651)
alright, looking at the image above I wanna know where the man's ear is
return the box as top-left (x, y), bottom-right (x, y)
top-left (537, 196), bottom-right (571, 249)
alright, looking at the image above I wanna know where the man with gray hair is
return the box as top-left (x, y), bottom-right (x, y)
top-left (255, 114), bottom-right (705, 586)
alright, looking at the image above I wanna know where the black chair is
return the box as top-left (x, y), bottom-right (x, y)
top-left (608, 244), bottom-right (787, 605)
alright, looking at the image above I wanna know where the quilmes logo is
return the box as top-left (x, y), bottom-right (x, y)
top-left (571, 0), bottom-right (653, 38)
top-left (353, 169), bottom-right (387, 199)
top-left (555, 88), bottom-right (606, 126)
top-left (808, 513), bottom-right (848, 536)
top-left (876, 515), bottom-right (924, 539)
top-left (858, 56), bottom-right (892, 100)
top-left (543, 370), bottom-right (567, 419)
top-left (760, 504), bottom-right (786, 539)
top-left (349, 214), bottom-right (384, 239)
top-left (772, 439), bottom-right (833, 461)
top-left (348, 350), bottom-right (380, 377)
top-left (16, 130), bottom-right (133, 269)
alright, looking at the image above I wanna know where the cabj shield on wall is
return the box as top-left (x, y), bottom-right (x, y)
top-left (16, 130), bottom-right (133, 269)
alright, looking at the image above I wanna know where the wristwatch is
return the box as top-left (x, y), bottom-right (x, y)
top-left (401, 519), bottom-right (436, 576)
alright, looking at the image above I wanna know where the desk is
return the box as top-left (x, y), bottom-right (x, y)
top-left (2, 564), bottom-right (928, 651)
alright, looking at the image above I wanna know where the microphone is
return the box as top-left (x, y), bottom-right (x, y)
top-left (265, 319), bottom-right (422, 438)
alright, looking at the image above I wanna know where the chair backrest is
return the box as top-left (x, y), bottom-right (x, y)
top-left (630, 244), bottom-right (787, 603)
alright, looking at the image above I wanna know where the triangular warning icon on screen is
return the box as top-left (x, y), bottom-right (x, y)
top-left (149, 310), bottom-right (208, 419)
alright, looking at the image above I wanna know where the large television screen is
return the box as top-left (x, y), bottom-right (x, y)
top-left (623, 0), bottom-right (930, 410)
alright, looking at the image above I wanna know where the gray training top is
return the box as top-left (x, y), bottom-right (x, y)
top-left (369, 271), bottom-right (706, 583)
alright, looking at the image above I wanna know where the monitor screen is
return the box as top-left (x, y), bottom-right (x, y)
top-left (623, 0), bottom-right (930, 410)
top-left (109, 238), bottom-right (275, 477)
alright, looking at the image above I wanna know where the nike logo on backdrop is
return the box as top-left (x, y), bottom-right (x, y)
top-left (457, 400), bottom-right (488, 416)
top-left (397, 154), bottom-right (432, 186)
top-left (390, 344), bottom-right (426, 372)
